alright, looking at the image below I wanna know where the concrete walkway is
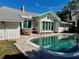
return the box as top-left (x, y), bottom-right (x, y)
top-left (15, 33), bottom-right (79, 59)
top-left (15, 34), bottom-right (38, 55)
top-left (15, 33), bottom-right (59, 55)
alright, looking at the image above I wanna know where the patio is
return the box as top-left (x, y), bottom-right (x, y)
top-left (15, 33), bottom-right (79, 59)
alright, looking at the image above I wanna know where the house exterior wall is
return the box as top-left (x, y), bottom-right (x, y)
top-left (40, 17), bottom-right (53, 33)
top-left (33, 19), bottom-right (40, 33)
top-left (58, 27), bottom-right (68, 32)
top-left (0, 22), bottom-right (20, 40)
top-left (33, 17), bottom-right (53, 33)
top-left (20, 20), bottom-right (32, 35)
top-left (0, 22), bottom-right (5, 40)
top-left (53, 22), bottom-right (59, 33)
top-left (58, 23), bottom-right (69, 32)
top-left (40, 17), bottom-right (53, 22)
top-left (53, 22), bottom-right (68, 33)
top-left (37, 17), bottom-right (69, 33)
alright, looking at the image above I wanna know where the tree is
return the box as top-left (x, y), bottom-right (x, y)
top-left (57, 7), bottom-right (70, 22)
top-left (57, 0), bottom-right (79, 32)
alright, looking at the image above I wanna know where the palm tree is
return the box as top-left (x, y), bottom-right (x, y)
top-left (65, 0), bottom-right (78, 32)
top-left (57, 6), bottom-right (70, 22)
top-left (68, 0), bottom-right (79, 46)
top-left (57, 0), bottom-right (78, 32)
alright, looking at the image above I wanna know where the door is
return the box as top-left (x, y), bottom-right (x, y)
top-left (42, 21), bottom-right (53, 31)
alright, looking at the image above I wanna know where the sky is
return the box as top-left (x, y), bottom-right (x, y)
top-left (1, 0), bottom-right (72, 14)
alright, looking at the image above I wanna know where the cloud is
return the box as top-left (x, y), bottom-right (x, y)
top-left (48, 7), bottom-right (55, 10)
top-left (35, 3), bottom-right (40, 6)
top-left (34, 2), bottom-right (66, 12)
top-left (48, 4), bottom-right (66, 11)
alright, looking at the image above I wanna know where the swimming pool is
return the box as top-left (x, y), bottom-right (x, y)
top-left (28, 34), bottom-right (79, 57)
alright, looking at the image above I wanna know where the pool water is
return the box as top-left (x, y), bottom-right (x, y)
top-left (31, 35), bottom-right (79, 53)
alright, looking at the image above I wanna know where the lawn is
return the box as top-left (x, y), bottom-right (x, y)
top-left (0, 40), bottom-right (20, 56)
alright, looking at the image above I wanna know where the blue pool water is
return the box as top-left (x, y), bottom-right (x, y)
top-left (31, 35), bottom-right (79, 53)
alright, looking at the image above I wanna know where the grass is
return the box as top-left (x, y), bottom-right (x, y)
top-left (0, 40), bottom-right (21, 56)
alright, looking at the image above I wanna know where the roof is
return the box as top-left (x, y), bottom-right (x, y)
top-left (33, 11), bottom-right (61, 22)
top-left (20, 11), bottom-right (38, 17)
top-left (19, 8), bottom-right (38, 19)
top-left (0, 6), bottom-right (24, 22)
top-left (0, 6), bottom-right (38, 22)
top-left (60, 21), bottom-right (70, 24)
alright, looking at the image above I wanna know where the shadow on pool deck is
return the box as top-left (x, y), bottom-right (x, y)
top-left (2, 49), bottom-right (79, 59)
top-left (25, 48), bottom-right (79, 59)
top-left (2, 53), bottom-right (28, 59)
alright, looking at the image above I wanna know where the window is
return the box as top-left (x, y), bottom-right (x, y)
top-left (42, 21), bottom-right (53, 31)
top-left (51, 22), bottom-right (53, 30)
top-left (49, 22), bottom-right (51, 30)
top-left (23, 20), bottom-right (31, 28)
top-left (23, 20), bottom-right (28, 28)
top-left (46, 22), bottom-right (48, 30)
top-left (28, 21), bottom-right (31, 28)
top-left (20, 22), bottom-right (22, 28)
top-left (43, 22), bottom-right (45, 30)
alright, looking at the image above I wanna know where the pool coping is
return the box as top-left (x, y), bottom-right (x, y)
top-left (27, 34), bottom-right (79, 57)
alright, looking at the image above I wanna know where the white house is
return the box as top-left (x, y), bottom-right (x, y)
top-left (20, 10), bottom-right (69, 34)
top-left (20, 6), bottom-right (38, 35)
top-left (0, 6), bottom-right (23, 40)
top-left (33, 11), bottom-right (69, 33)
top-left (0, 6), bottom-right (69, 40)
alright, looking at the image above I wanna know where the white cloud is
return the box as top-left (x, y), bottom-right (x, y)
top-left (35, 3), bottom-right (40, 6)
top-left (48, 7), bottom-right (55, 10)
